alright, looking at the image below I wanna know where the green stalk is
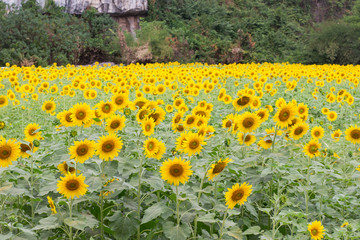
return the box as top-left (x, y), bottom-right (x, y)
top-left (176, 185), bottom-right (180, 226)
top-left (99, 161), bottom-right (106, 240)
top-left (30, 157), bottom-right (35, 223)
top-left (219, 208), bottom-right (228, 240)
top-left (137, 155), bottom-right (143, 240)
top-left (69, 198), bottom-right (74, 240)
top-left (271, 125), bottom-right (278, 153)
top-left (305, 157), bottom-right (311, 221)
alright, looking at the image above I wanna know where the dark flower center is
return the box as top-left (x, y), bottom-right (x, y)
top-left (169, 164), bottom-right (184, 177)
top-left (115, 97), bottom-right (124, 105)
top-left (102, 104), bottom-right (111, 113)
top-left (351, 129), bottom-right (360, 139)
top-left (102, 141), bottom-right (115, 152)
top-left (212, 162), bottom-right (226, 174)
top-left (65, 113), bottom-right (73, 122)
top-left (110, 120), bottom-right (120, 129)
top-left (0, 146), bottom-right (11, 159)
top-left (231, 189), bottom-right (244, 201)
top-left (189, 140), bottom-right (199, 149)
top-left (237, 96), bottom-right (250, 106)
top-left (242, 118), bottom-right (254, 128)
top-left (279, 109), bottom-right (290, 121)
top-left (76, 145), bottom-right (89, 156)
top-left (66, 179), bottom-right (80, 191)
top-left (76, 111), bottom-right (86, 120)
top-left (294, 127), bottom-right (303, 135)
top-left (20, 143), bottom-right (31, 153)
top-left (45, 103), bottom-right (53, 110)
top-left (225, 120), bottom-right (232, 128)
top-left (309, 145), bottom-right (318, 154)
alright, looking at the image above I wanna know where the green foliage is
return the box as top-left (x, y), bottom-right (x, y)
top-left (0, 0), bottom-right (120, 66)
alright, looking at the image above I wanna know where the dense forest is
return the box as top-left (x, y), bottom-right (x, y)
top-left (1, 0), bottom-right (360, 66)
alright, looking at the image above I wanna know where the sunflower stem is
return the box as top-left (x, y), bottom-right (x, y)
top-left (305, 156), bottom-right (311, 221)
top-left (219, 208), bottom-right (228, 240)
top-left (176, 185), bottom-right (180, 226)
top-left (137, 155), bottom-right (143, 240)
top-left (69, 198), bottom-right (74, 240)
top-left (272, 126), bottom-right (278, 153)
top-left (30, 156), bottom-right (35, 224)
top-left (99, 161), bottom-right (106, 240)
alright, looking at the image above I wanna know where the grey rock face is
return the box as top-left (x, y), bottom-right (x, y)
top-left (1, 0), bottom-right (147, 16)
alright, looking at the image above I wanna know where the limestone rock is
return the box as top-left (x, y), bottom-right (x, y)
top-left (1, 0), bottom-right (148, 16)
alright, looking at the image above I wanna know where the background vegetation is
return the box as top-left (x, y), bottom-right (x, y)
top-left (1, 0), bottom-right (360, 65)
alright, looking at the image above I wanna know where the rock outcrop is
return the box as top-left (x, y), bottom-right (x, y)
top-left (1, 0), bottom-right (147, 33)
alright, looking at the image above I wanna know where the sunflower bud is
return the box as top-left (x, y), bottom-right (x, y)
top-left (0, 121), bottom-right (5, 130)
top-left (124, 108), bottom-right (131, 116)
top-left (70, 130), bottom-right (77, 137)
top-left (348, 151), bottom-right (353, 158)
top-left (224, 138), bottom-right (231, 147)
top-left (33, 140), bottom-right (40, 147)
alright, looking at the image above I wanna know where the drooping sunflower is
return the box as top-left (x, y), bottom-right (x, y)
top-left (143, 138), bottom-right (160, 158)
top-left (237, 112), bottom-right (261, 133)
top-left (207, 158), bottom-right (232, 181)
top-left (303, 139), bottom-right (321, 158)
top-left (311, 126), bottom-right (324, 140)
top-left (106, 115), bottom-right (126, 133)
top-left (222, 114), bottom-right (236, 132)
top-left (182, 132), bottom-right (206, 156)
top-left (273, 102), bottom-right (297, 128)
top-left (58, 161), bottom-right (77, 175)
top-left (0, 95), bottom-right (8, 108)
top-left (41, 100), bottom-right (56, 114)
top-left (331, 129), bottom-right (342, 142)
top-left (148, 107), bottom-right (166, 125)
top-left (70, 103), bottom-right (95, 126)
top-left (308, 220), bottom-right (325, 240)
top-left (24, 123), bottom-right (42, 142)
top-left (237, 133), bottom-right (257, 146)
top-left (232, 94), bottom-right (252, 111)
top-left (289, 122), bottom-right (309, 140)
top-left (255, 108), bottom-right (269, 123)
top-left (225, 182), bottom-right (253, 209)
top-left (96, 133), bottom-right (123, 161)
top-left (57, 173), bottom-right (88, 199)
top-left (69, 139), bottom-right (96, 163)
top-left (47, 196), bottom-right (57, 214)
top-left (258, 137), bottom-right (273, 149)
top-left (0, 137), bottom-right (20, 167)
top-left (345, 125), bottom-right (360, 144)
top-left (160, 157), bottom-right (193, 186)
top-left (19, 141), bottom-right (38, 158)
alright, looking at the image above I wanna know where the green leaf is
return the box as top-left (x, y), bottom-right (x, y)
top-left (64, 214), bottom-right (98, 231)
top-left (108, 211), bottom-right (137, 240)
top-left (224, 226), bottom-right (242, 239)
top-left (32, 215), bottom-right (60, 230)
top-left (197, 213), bottom-right (217, 223)
top-left (141, 202), bottom-right (167, 224)
top-left (163, 222), bottom-right (191, 240)
top-left (243, 226), bottom-right (261, 235)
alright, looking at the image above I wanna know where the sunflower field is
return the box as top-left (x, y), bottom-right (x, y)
top-left (0, 62), bottom-right (360, 240)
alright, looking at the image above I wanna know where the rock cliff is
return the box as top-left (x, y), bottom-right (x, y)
top-left (1, 0), bottom-right (147, 33)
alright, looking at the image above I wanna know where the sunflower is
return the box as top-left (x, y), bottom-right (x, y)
top-left (19, 141), bottom-right (38, 158)
top-left (258, 137), bottom-right (273, 149)
top-left (172, 112), bottom-right (184, 126)
top-left (57, 110), bottom-right (75, 127)
top-left (237, 112), bottom-right (261, 133)
top-left (238, 133), bottom-right (257, 146)
top-left (225, 182), bottom-right (252, 209)
top-left (143, 138), bottom-right (160, 158)
top-left (255, 108), bottom-right (269, 123)
top-left (95, 133), bottom-right (123, 161)
top-left (207, 158), bottom-right (232, 181)
top-left (303, 139), bottom-right (321, 158)
top-left (297, 103), bottom-right (309, 120)
top-left (57, 173), bottom-right (88, 199)
top-left (182, 132), bottom-right (206, 156)
top-left (172, 123), bottom-right (185, 133)
top-left (41, 100), bottom-right (56, 114)
top-left (24, 123), bottom-right (42, 142)
top-left (273, 102), bottom-right (297, 128)
top-left (70, 103), bottom-right (95, 126)
top-left (327, 111), bottom-right (337, 122)
top-left (112, 93), bottom-right (129, 110)
top-left (289, 122), bottom-right (309, 140)
top-left (331, 129), bottom-right (342, 142)
top-left (345, 125), bottom-right (360, 144)
top-left (222, 114), bottom-right (236, 131)
top-left (311, 126), bottom-right (324, 139)
top-left (47, 196), bottom-right (57, 214)
top-left (0, 95), bottom-right (8, 107)
top-left (160, 157), bottom-right (193, 186)
top-left (232, 94), bottom-right (252, 111)
top-left (153, 140), bottom-right (166, 160)
top-left (148, 107), bottom-right (166, 125)
top-left (58, 161), bottom-right (77, 175)
top-left (95, 101), bottom-right (116, 119)
top-left (140, 117), bottom-right (155, 136)
top-left (0, 137), bottom-right (20, 167)
top-left (69, 139), bottom-right (96, 163)
top-left (106, 115), bottom-right (126, 133)
top-left (308, 221), bottom-right (325, 240)
top-left (184, 115), bottom-right (198, 129)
